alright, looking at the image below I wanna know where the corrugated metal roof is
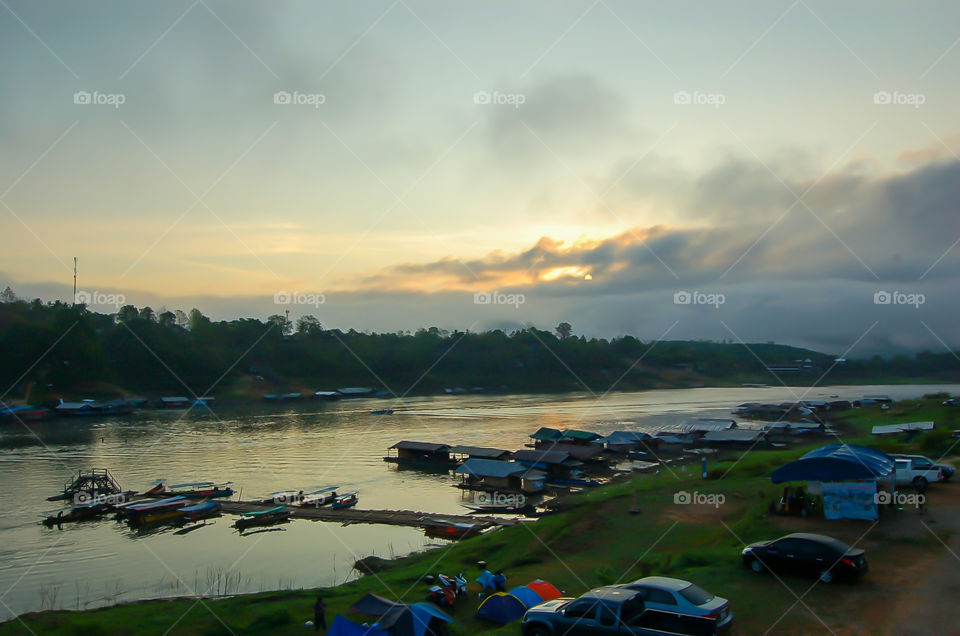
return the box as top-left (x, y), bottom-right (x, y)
top-left (454, 458), bottom-right (529, 478)
top-left (512, 449), bottom-right (574, 465)
top-left (449, 445), bottom-right (511, 459)
top-left (530, 427), bottom-right (563, 441)
top-left (389, 440), bottom-right (451, 452)
top-left (772, 444), bottom-right (895, 483)
top-left (703, 430), bottom-right (765, 442)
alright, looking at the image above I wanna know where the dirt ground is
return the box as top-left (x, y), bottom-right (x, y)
top-left (766, 480), bottom-right (960, 636)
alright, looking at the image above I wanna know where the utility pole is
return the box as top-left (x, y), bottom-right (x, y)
top-left (73, 257), bottom-right (77, 304)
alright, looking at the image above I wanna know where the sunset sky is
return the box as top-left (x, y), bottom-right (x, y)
top-left (2, 1), bottom-right (958, 354)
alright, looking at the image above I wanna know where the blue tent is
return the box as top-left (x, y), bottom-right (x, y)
top-left (476, 592), bottom-right (527, 624)
top-left (771, 444), bottom-right (895, 483)
top-left (328, 615), bottom-right (389, 636)
top-left (508, 585), bottom-right (544, 609)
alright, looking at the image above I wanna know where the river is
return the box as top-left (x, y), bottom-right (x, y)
top-left (0, 384), bottom-right (955, 619)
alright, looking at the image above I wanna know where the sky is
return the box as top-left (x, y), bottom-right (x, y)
top-left (1, 0), bottom-right (958, 355)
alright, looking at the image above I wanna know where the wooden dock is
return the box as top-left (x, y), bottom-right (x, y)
top-left (218, 501), bottom-right (517, 530)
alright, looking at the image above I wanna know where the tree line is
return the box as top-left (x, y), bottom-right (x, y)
top-left (0, 287), bottom-right (957, 400)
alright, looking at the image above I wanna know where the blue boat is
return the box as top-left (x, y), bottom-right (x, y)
top-left (178, 500), bottom-right (221, 523)
top-left (234, 506), bottom-right (291, 530)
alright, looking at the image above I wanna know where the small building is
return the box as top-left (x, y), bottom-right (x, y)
top-left (55, 402), bottom-right (100, 416)
top-left (530, 427), bottom-right (564, 446)
top-left (449, 445), bottom-right (512, 462)
top-left (511, 449), bottom-right (582, 478)
top-left (685, 418), bottom-right (737, 433)
top-left (702, 429), bottom-right (766, 445)
top-left (384, 441), bottom-right (454, 470)
top-left (337, 387), bottom-right (376, 398)
top-left (158, 396), bottom-right (190, 408)
top-left (534, 441), bottom-right (606, 462)
top-left (602, 431), bottom-right (656, 453)
top-left (558, 429), bottom-right (603, 445)
top-left (454, 458), bottom-right (546, 493)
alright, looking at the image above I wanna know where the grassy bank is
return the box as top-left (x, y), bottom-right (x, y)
top-left (5, 399), bottom-right (959, 635)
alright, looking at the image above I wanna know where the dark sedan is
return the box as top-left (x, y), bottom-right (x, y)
top-left (741, 532), bottom-right (867, 583)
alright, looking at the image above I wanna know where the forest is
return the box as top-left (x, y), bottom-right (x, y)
top-left (1, 287), bottom-right (958, 400)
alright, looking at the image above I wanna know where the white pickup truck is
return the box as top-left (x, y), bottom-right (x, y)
top-left (893, 457), bottom-right (942, 489)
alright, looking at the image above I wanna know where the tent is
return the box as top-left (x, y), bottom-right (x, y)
top-left (526, 580), bottom-right (562, 601)
top-left (328, 615), bottom-right (389, 636)
top-left (508, 585), bottom-right (544, 609)
top-left (771, 444), bottom-right (895, 483)
top-left (475, 592), bottom-right (527, 624)
top-left (349, 593), bottom-right (454, 636)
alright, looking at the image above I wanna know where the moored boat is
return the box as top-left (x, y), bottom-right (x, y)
top-left (178, 500), bottom-right (221, 523)
top-left (234, 506), bottom-right (292, 530)
top-left (422, 518), bottom-right (483, 540)
top-left (42, 501), bottom-right (113, 526)
top-left (162, 481), bottom-right (234, 499)
top-left (117, 496), bottom-right (188, 524)
top-left (331, 492), bottom-right (358, 509)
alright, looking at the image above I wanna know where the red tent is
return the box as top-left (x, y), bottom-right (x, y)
top-left (526, 580), bottom-right (562, 601)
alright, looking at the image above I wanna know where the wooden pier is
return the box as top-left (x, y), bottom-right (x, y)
top-left (218, 500), bottom-right (517, 530)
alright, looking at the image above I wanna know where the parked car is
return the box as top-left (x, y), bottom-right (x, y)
top-left (521, 585), bottom-right (731, 636)
top-left (893, 457), bottom-right (942, 488)
top-left (622, 577), bottom-right (732, 630)
top-left (892, 454), bottom-right (954, 482)
top-left (741, 532), bottom-right (868, 583)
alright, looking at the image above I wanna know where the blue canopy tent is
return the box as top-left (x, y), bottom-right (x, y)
top-left (475, 591), bottom-right (527, 624)
top-left (771, 445), bottom-right (895, 482)
top-left (771, 444), bottom-right (895, 521)
top-left (508, 585), bottom-right (544, 609)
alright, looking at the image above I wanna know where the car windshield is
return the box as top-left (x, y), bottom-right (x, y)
top-left (678, 583), bottom-right (714, 605)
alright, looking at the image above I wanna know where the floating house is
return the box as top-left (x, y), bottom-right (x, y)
top-left (533, 441), bottom-right (606, 462)
top-left (337, 387), bottom-right (376, 398)
top-left (702, 429), bottom-right (767, 445)
top-left (313, 391), bottom-right (341, 400)
top-left (530, 427), bottom-right (603, 448)
top-left (449, 445), bottom-right (512, 462)
top-left (158, 396), bottom-right (191, 409)
top-left (454, 458), bottom-right (546, 493)
top-left (602, 431), bottom-right (657, 453)
top-left (384, 441), bottom-right (455, 470)
top-left (511, 449), bottom-right (582, 478)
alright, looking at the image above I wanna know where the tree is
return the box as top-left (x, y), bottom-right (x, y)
top-left (0, 286), bottom-right (16, 303)
top-left (116, 305), bottom-right (139, 323)
top-left (174, 309), bottom-right (189, 328)
top-left (188, 308), bottom-right (209, 331)
top-left (139, 306), bottom-right (156, 322)
top-left (267, 314), bottom-right (293, 336)
top-left (555, 322), bottom-right (573, 340)
top-left (158, 311), bottom-right (176, 328)
top-left (296, 314), bottom-right (323, 335)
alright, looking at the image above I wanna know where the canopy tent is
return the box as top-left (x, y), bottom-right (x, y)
top-left (508, 585), bottom-right (544, 609)
top-left (328, 615), bottom-right (389, 636)
top-left (526, 580), bottom-right (562, 601)
top-left (771, 444), bottom-right (895, 483)
top-left (475, 592), bottom-right (527, 625)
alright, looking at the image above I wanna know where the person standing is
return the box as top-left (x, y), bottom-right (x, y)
top-left (313, 595), bottom-right (327, 632)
